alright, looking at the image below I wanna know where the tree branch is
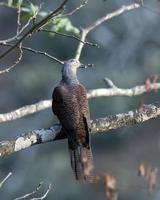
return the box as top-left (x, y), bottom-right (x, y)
top-left (14, 182), bottom-right (45, 200)
top-left (0, 0), bottom-right (68, 61)
top-left (0, 15), bottom-right (34, 44)
top-left (40, 29), bottom-right (99, 48)
top-left (13, 182), bottom-right (51, 200)
top-left (0, 0), bottom-right (24, 74)
top-left (0, 81), bottom-right (159, 123)
top-left (0, 44), bottom-right (23, 74)
top-left (30, 184), bottom-right (51, 200)
top-left (0, 101), bottom-right (160, 158)
top-left (87, 82), bottom-right (160, 98)
top-left (86, 3), bottom-right (140, 33)
top-left (75, 3), bottom-right (140, 60)
top-left (61, 0), bottom-right (88, 17)
top-left (0, 43), bottom-right (64, 65)
top-left (0, 100), bottom-right (52, 123)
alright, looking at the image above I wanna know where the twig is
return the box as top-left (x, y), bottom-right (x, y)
top-left (40, 29), bottom-right (99, 47)
top-left (75, 3), bottom-right (140, 60)
top-left (0, 0), bottom-right (68, 60)
top-left (104, 77), bottom-right (118, 88)
top-left (16, 0), bottom-right (22, 34)
top-left (87, 4), bottom-right (140, 33)
top-left (0, 81), bottom-right (160, 123)
top-left (21, 46), bottom-right (63, 64)
top-left (62, 0), bottom-right (88, 17)
top-left (0, 172), bottom-right (12, 188)
top-left (14, 182), bottom-right (43, 200)
top-left (0, 45), bottom-right (23, 74)
top-left (0, 101), bottom-right (160, 158)
top-left (0, 0), bottom-right (24, 74)
top-left (0, 43), bottom-right (64, 64)
top-left (0, 12), bottom-right (36, 44)
top-left (31, 184), bottom-right (52, 200)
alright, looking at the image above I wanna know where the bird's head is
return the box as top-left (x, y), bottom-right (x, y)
top-left (61, 58), bottom-right (92, 83)
top-left (65, 59), bottom-right (81, 69)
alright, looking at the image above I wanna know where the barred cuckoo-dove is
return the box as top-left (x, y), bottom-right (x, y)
top-left (52, 59), bottom-right (94, 183)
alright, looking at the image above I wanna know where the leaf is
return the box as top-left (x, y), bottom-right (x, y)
top-left (47, 17), bottom-right (80, 36)
top-left (20, 13), bottom-right (32, 22)
top-left (29, 3), bottom-right (39, 16)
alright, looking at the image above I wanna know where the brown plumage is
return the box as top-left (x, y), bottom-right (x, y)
top-left (52, 59), bottom-right (94, 182)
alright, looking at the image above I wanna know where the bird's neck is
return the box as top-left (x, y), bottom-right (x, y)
top-left (61, 66), bottom-right (79, 85)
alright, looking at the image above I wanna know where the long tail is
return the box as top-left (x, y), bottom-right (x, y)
top-left (69, 146), bottom-right (94, 183)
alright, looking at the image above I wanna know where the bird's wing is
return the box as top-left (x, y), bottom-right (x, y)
top-left (52, 84), bottom-right (81, 143)
top-left (78, 84), bottom-right (91, 129)
top-left (73, 84), bottom-right (91, 147)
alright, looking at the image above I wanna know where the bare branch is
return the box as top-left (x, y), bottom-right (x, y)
top-left (75, 29), bottom-right (88, 60)
top-left (0, 100), bottom-right (51, 123)
top-left (86, 3), bottom-right (140, 33)
top-left (62, 0), bottom-right (88, 17)
top-left (0, 2), bottom-right (24, 74)
top-left (104, 78), bottom-right (118, 88)
top-left (0, 20), bottom-right (29, 44)
top-left (0, 81), bottom-right (160, 123)
top-left (0, 10), bottom-right (37, 44)
top-left (31, 184), bottom-right (51, 200)
top-left (16, 0), bottom-right (22, 34)
top-left (75, 3), bottom-right (140, 60)
top-left (87, 82), bottom-right (160, 98)
top-left (0, 43), bottom-right (23, 74)
top-left (0, 43), bottom-right (64, 64)
top-left (0, 172), bottom-right (12, 188)
top-left (0, 101), bottom-right (160, 158)
top-left (40, 29), bottom-right (98, 47)
top-left (14, 182), bottom-right (43, 200)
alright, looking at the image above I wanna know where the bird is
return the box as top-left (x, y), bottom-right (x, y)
top-left (52, 58), bottom-right (94, 182)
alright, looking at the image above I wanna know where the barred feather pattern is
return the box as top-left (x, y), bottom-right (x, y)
top-left (52, 82), bottom-right (94, 183)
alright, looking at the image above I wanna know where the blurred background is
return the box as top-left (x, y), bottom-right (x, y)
top-left (0, 0), bottom-right (160, 199)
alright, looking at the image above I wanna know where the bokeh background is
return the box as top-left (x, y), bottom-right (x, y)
top-left (1, 0), bottom-right (160, 199)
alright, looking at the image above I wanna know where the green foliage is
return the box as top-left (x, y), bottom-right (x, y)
top-left (47, 17), bottom-right (80, 36)
top-left (29, 3), bottom-right (39, 16)
top-left (5, 0), bottom-right (23, 8)
top-left (6, 0), bottom-right (13, 7)
top-left (3, 0), bottom-right (80, 35)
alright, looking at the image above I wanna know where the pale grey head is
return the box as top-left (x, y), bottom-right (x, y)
top-left (61, 59), bottom-right (81, 84)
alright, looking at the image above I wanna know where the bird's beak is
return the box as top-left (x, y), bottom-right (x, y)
top-left (79, 63), bottom-right (88, 68)
top-left (79, 63), bottom-right (94, 69)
